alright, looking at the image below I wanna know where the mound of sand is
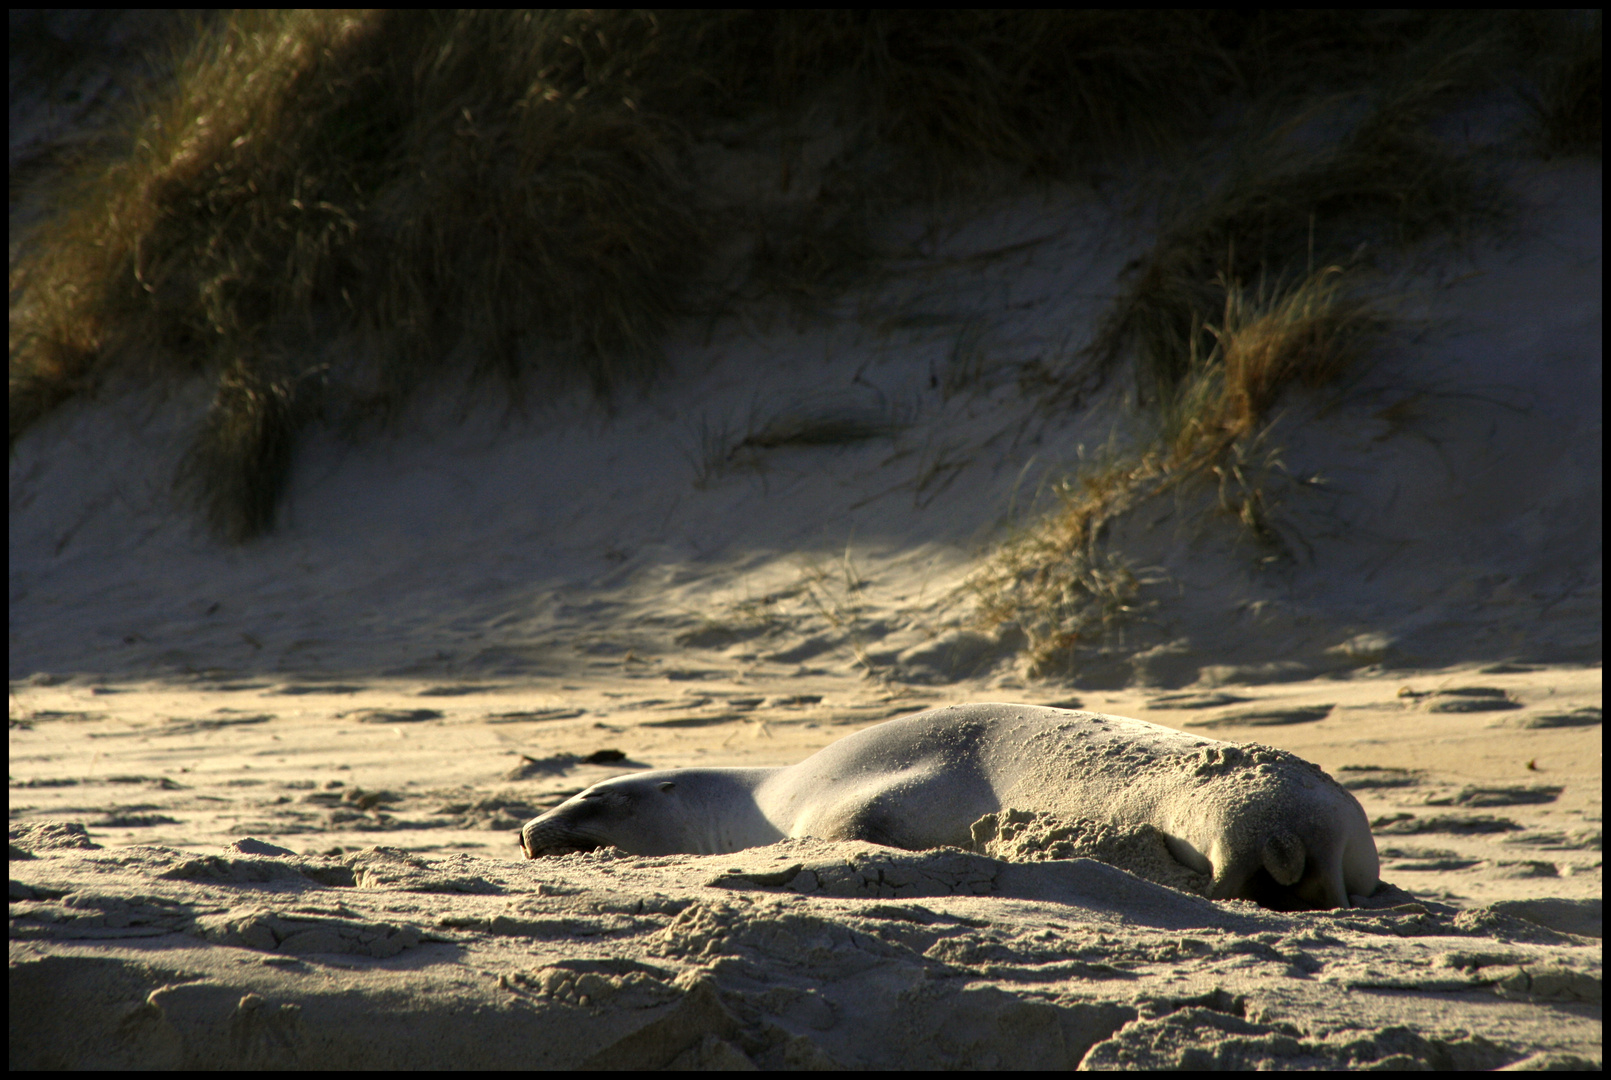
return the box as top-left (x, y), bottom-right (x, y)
top-left (971, 808), bottom-right (1212, 897)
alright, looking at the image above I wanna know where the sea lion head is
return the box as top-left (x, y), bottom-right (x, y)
top-left (518, 770), bottom-right (726, 859)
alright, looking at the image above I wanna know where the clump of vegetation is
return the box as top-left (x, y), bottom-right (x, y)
top-left (971, 453), bottom-right (1151, 677)
top-left (1161, 267), bottom-right (1386, 472)
top-left (974, 264), bottom-right (1386, 675)
top-left (13, 11), bottom-right (711, 538)
top-left (966, 10), bottom-right (1603, 679)
top-left (1075, 87), bottom-right (1505, 411)
top-left (1519, 10), bottom-right (1602, 159)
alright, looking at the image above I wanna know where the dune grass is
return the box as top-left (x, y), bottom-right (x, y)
top-left (10, 10), bottom-right (1231, 540)
top-left (9, 11), bottom-right (1595, 543)
top-left (1520, 10), bottom-right (1603, 159)
top-left (973, 264), bottom-right (1387, 675)
top-left (1073, 86), bottom-right (1501, 412)
top-left (966, 12), bottom-right (1600, 678)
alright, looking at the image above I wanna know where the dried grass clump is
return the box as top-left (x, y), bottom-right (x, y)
top-left (1079, 94), bottom-right (1503, 412)
top-left (971, 453), bottom-right (1156, 678)
top-left (12, 11), bottom-right (710, 541)
top-left (974, 266), bottom-right (1385, 677)
top-left (1161, 267), bottom-right (1384, 469)
top-left (177, 358), bottom-right (305, 542)
top-left (1519, 11), bottom-right (1602, 159)
top-left (981, 15), bottom-right (1539, 678)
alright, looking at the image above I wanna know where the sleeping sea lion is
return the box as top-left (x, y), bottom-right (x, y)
top-left (518, 702), bottom-right (1379, 910)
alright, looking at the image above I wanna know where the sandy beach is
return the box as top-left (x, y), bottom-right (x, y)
top-left (10, 11), bottom-right (1601, 1070)
top-left (9, 662), bottom-right (1602, 1068)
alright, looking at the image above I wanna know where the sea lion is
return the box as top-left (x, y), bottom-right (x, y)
top-left (518, 702), bottom-right (1379, 910)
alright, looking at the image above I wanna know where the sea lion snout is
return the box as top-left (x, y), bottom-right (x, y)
top-left (520, 812), bottom-right (607, 859)
top-left (520, 780), bottom-right (667, 858)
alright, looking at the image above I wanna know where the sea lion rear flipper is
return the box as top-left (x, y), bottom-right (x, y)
top-left (1261, 830), bottom-right (1306, 887)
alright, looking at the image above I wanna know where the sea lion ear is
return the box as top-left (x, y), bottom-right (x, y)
top-left (658, 781), bottom-right (676, 793)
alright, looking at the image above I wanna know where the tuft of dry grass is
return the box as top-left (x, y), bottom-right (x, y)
top-left (1519, 11), bottom-right (1602, 159)
top-left (976, 13), bottom-right (1563, 678)
top-left (973, 265), bottom-right (1386, 677)
top-left (175, 356), bottom-right (309, 543)
top-left (11, 11), bottom-right (712, 539)
top-left (970, 451), bottom-right (1152, 679)
top-left (1159, 266), bottom-right (1385, 470)
top-left (1075, 92), bottom-right (1505, 413)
